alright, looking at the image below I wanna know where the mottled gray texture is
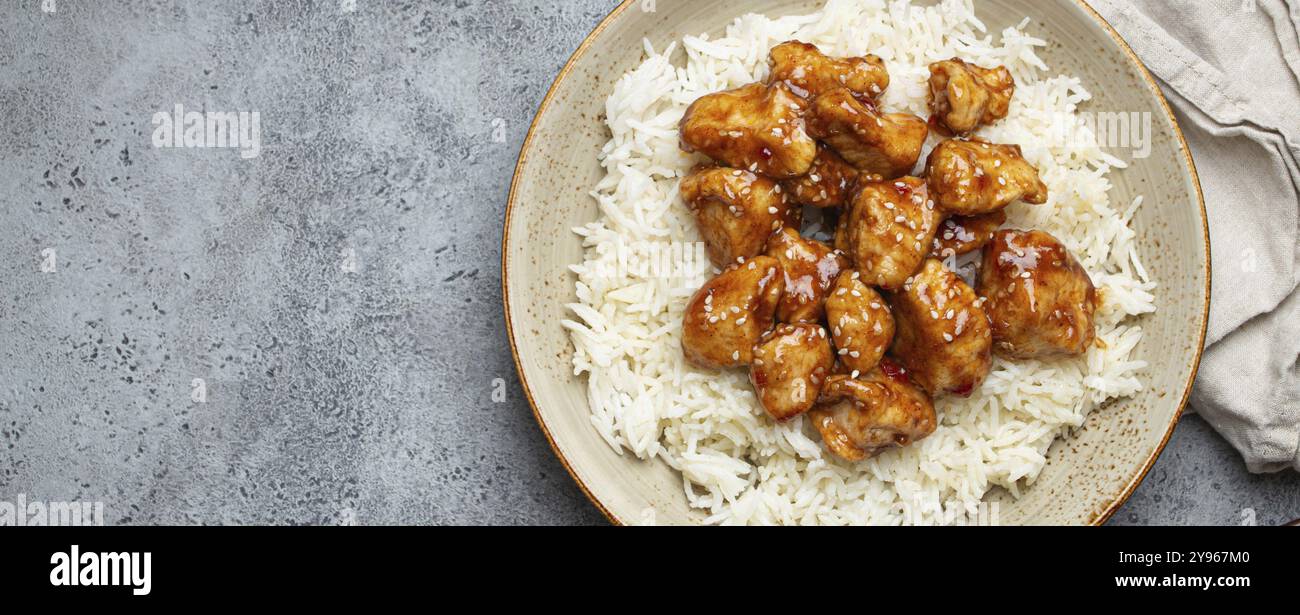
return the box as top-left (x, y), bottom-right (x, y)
top-left (0, 0), bottom-right (1292, 526)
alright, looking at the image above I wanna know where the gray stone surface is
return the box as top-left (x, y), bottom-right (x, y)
top-left (0, 0), bottom-right (1293, 526)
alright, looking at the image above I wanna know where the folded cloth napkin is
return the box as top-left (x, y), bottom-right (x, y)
top-left (1088, 0), bottom-right (1300, 472)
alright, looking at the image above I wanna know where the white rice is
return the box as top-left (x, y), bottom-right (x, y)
top-left (562, 0), bottom-right (1157, 525)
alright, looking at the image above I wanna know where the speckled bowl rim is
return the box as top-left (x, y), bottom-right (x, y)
top-left (502, 0), bottom-right (1211, 526)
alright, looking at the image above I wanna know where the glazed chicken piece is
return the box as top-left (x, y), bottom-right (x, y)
top-left (977, 229), bottom-right (1098, 359)
top-left (825, 271), bottom-right (895, 374)
top-left (888, 259), bottom-right (993, 397)
top-left (765, 228), bottom-right (849, 324)
top-left (809, 365), bottom-right (937, 461)
top-left (680, 82), bottom-right (818, 178)
top-left (750, 323), bottom-right (835, 422)
top-left (925, 138), bottom-right (1048, 216)
top-left (781, 145), bottom-right (866, 208)
top-left (682, 256), bottom-right (784, 369)
top-left (929, 210), bottom-right (1006, 259)
top-left (681, 166), bottom-right (801, 268)
top-left (767, 40), bottom-right (890, 101)
top-left (835, 176), bottom-right (941, 290)
top-left (807, 88), bottom-right (929, 179)
top-left (927, 58), bottom-right (1015, 135)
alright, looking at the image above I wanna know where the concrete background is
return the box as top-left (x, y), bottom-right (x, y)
top-left (0, 0), bottom-right (1294, 526)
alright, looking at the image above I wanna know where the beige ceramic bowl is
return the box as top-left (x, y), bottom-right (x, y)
top-left (503, 0), bottom-right (1210, 525)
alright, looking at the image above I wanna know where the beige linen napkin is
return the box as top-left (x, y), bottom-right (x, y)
top-left (1087, 0), bottom-right (1300, 471)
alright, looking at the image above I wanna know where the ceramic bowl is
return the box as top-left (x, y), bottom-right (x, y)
top-left (503, 0), bottom-right (1209, 525)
